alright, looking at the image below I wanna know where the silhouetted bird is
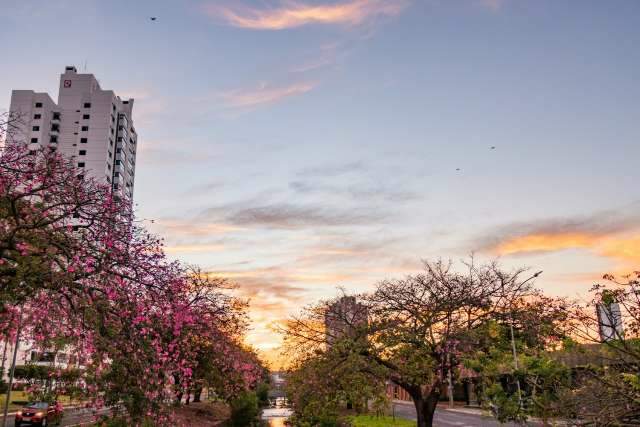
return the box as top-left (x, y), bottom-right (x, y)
top-left (490, 146), bottom-right (496, 149)
top-left (456, 168), bottom-right (461, 171)
top-left (150, 17), bottom-right (157, 21)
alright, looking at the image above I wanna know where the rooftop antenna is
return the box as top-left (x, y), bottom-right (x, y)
top-left (83, 59), bottom-right (88, 71)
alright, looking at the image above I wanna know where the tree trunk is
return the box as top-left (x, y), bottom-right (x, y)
top-left (411, 390), bottom-right (440, 427)
top-left (194, 387), bottom-right (203, 402)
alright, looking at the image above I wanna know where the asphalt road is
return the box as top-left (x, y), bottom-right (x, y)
top-left (4, 407), bottom-right (113, 427)
top-left (392, 402), bottom-right (539, 427)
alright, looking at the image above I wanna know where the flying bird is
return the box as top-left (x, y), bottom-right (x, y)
top-left (490, 146), bottom-right (496, 150)
top-left (456, 168), bottom-right (461, 171)
top-left (150, 17), bottom-right (157, 21)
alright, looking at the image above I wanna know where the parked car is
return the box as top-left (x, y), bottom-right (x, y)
top-left (14, 401), bottom-right (63, 426)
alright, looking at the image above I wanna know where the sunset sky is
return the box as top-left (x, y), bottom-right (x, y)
top-left (2, 0), bottom-right (639, 359)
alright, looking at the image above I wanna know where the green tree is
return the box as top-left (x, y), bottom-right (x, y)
top-left (284, 260), bottom-right (559, 427)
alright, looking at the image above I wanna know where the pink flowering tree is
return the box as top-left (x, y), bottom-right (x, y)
top-left (0, 143), bottom-right (264, 424)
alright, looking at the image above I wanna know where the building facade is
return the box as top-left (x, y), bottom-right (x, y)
top-left (324, 296), bottom-right (368, 346)
top-left (8, 65), bottom-right (138, 200)
top-left (2, 66), bottom-right (138, 382)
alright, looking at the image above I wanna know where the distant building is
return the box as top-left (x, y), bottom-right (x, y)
top-left (596, 300), bottom-right (624, 342)
top-left (7, 66), bottom-right (139, 201)
top-left (324, 296), bottom-right (368, 346)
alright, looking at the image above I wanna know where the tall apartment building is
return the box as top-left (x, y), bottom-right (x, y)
top-left (1, 67), bottom-right (139, 380)
top-left (7, 66), bottom-right (138, 200)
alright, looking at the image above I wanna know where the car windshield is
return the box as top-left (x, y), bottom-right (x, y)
top-left (26, 402), bottom-right (48, 409)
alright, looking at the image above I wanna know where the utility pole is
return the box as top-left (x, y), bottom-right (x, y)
top-left (2, 310), bottom-right (22, 427)
top-left (447, 352), bottom-right (454, 408)
top-left (510, 322), bottom-right (523, 410)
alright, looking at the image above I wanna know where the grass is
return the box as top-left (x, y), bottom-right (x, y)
top-left (348, 414), bottom-right (416, 427)
top-left (0, 391), bottom-right (29, 412)
top-left (0, 391), bottom-right (81, 412)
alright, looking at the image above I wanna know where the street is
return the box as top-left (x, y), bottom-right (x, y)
top-left (6, 407), bottom-right (113, 427)
top-left (392, 402), bottom-right (540, 427)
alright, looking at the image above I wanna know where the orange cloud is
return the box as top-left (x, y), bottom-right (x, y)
top-left (495, 233), bottom-right (600, 256)
top-left (493, 231), bottom-right (640, 266)
top-left (220, 81), bottom-right (316, 109)
top-left (205, 0), bottom-right (409, 30)
top-left (164, 243), bottom-right (225, 254)
top-left (153, 219), bottom-right (243, 236)
top-left (599, 236), bottom-right (640, 264)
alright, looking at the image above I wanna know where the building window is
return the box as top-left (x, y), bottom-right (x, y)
top-left (83, 102), bottom-right (91, 108)
top-left (52, 112), bottom-right (61, 120)
top-left (82, 114), bottom-right (90, 120)
top-left (51, 124), bottom-right (60, 132)
top-left (79, 150), bottom-right (86, 155)
top-left (30, 138), bottom-right (38, 143)
top-left (112, 104), bottom-right (116, 111)
top-left (35, 102), bottom-right (43, 108)
top-left (78, 162), bottom-right (85, 168)
top-left (33, 114), bottom-right (41, 120)
top-left (110, 128), bottom-right (115, 135)
top-left (32, 126), bottom-right (40, 131)
top-left (109, 139), bottom-right (114, 146)
top-left (50, 136), bottom-right (58, 143)
top-left (29, 150), bottom-right (36, 155)
top-left (80, 138), bottom-right (88, 144)
top-left (108, 151), bottom-right (112, 158)
top-left (81, 126), bottom-right (89, 131)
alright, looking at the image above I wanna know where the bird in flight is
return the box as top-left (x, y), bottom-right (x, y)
top-left (456, 168), bottom-right (461, 171)
top-left (490, 146), bottom-right (496, 150)
top-left (150, 17), bottom-right (157, 21)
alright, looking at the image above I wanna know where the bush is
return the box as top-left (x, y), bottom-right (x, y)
top-left (229, 391), bottom-right (259, 426)
top-left (255, 382), bottom-right (269, 407)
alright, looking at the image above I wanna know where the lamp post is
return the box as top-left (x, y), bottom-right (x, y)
top-left (504, 270), bottom-right (542, 413)
top-left (2, 309), bottom-right (22, 427)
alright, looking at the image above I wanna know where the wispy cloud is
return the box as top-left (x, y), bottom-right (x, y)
top-left (152, 219), bottom-right (243, 237)
top-left (476, 0), bottom-right (506, 12)
top-left (290, 42), bottom-right (344, 73)
top-left (289, 179), bottom-right (418, 203)
top-left (205, 0), bottom-right (409, 30)
top-left (475, 204), bottom-right (640, 266)
top-left (204, 201), bottom-right (387, 229)
top-left (219, 81), bottom-right (317, 111)
top-left (297, 161), bottom-right (365, 177)
top-left (165, 243), bottom-right (225, 254)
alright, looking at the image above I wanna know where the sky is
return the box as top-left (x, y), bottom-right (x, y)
top-left (1, 0), bottom-right (639, 362)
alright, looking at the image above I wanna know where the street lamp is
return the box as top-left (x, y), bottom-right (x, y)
top-left (2, 308), bottom-right (22, 427)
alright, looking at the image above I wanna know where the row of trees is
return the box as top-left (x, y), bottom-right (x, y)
top-left (283, 260), bottom-right (640, 427)
top-left (0, 114), bottom-right (267, 424)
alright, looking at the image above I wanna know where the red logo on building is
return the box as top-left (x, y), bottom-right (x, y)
top-left (64, 80), bottom-right (72, 88)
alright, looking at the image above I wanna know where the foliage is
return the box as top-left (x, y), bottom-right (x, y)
top-left (564, 270), bottom-right (640, 424)
top-left (255, 381), bottom-right (269, 407)
top-left (285, 345), bottom-right (386, 426)
top-left (283, 259), bottom-right (556, 427)
top-left (462, 302), bottom-right (571, 426)
top-left (229, 390), bottom-right (259, 426)
top-left (0, 143), bottom-right (265, 424)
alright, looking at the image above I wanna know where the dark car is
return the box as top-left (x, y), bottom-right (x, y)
top-left (15, 401), bottom-right (63, 427)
